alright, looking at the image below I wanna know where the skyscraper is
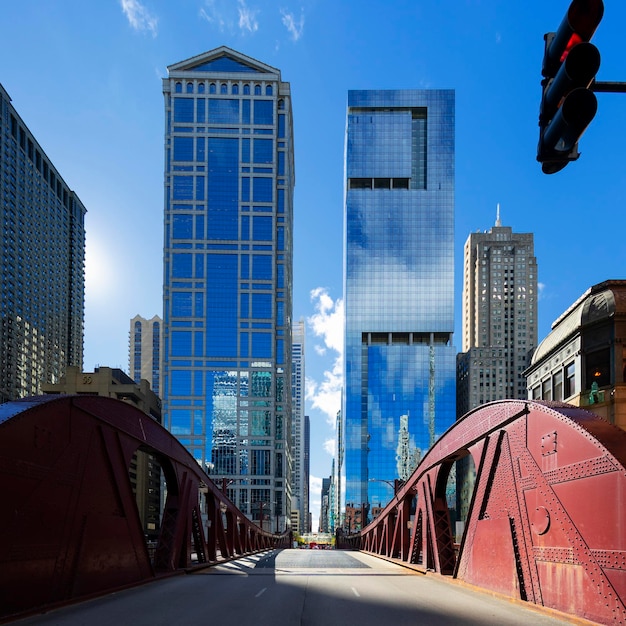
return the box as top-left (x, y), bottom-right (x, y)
top-left (162, 47), bottom-right (294, 532)
top-left (342, 90), bottom-right (456, 516)
top-left (0, 84), bottom-right (86, 403)
top-left (457, 209), bottom-right (538, 417)
top-left (291, 319), bottom-right (308, 534)
top-left (129, 315), bottom-right (163, 397)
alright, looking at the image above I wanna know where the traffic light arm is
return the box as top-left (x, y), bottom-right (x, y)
top-left (591, 81), bottom-right (626, 93)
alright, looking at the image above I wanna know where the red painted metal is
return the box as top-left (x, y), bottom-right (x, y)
top-left (0, 395), bottom-right (290, 621)
top-left (338, 400), bottom-right (626, 625)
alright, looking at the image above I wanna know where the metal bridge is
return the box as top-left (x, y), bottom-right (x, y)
top-left (1, 396), bottom-right (625, 624)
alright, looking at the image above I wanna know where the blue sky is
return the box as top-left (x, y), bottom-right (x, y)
top-left (2, 0), bottom-right (625, 530)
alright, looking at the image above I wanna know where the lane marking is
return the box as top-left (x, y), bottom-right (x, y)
top-left (256, 587), bottom-right (267, 598)
top-left (351, 587), bottom-right (360, 597)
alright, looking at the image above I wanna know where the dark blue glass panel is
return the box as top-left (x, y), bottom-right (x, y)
top-left (242, 177), bottom-right (250, 201)
top-left (253, 178), bottom-right (272, 203)
top-left (241, 215), bottom-right (250, 241)
top-left (196, 176), bottom-right (205, 201)
top-left (277, 188), bottom-right (284, 214)
top-left (252, 293), bottom-right (271, 318)
top-left (173, 176), bottom-right (193, 200)
top-left (209, 99), bottom-right (239, 124)
top-left (171, 370), bottom-right (192, 395)
top-left (174, 98), bottom-right (194, 123)
top-left (278, 114), bottom-right (285, 138)
top-left (240, 293), bottom-right (249, 318)
top-left (252, 216), bottom-right (272, 241)
top-left (252, 254), bottom-right (271, 280)
top-left (196, 137), bottom-right (205, 161)
top-left (197, 99), bottom-right (206, 123)
top-left (277, 227), bottom-right (284, 251)
top-left (208, 138), bottom-right (238, 240)
top-left (174, 137), bottom-right (193, 161)
top-left (172, 292), bottom-right (192, 316)
top-left (173, 214), bottom-right (193, 238)
top-left (195, 253), bottom-right (205, 278)
top-left (251, 333), bottom-right (272, 358)
top-left (242, 100), bottom-right (250, 124)
top-left (172, 253), bottom-right (193, 278)
top-left (192, 57), bottom-right (261, 73)
top-left (172, 330), bottom-right (192, 356)
top-left (254, 100), bottom-right (273, 125)
top-left (171, 408), bottom-right (191, 434)
top-left (242, 138), bottom-right (250, 163)
top-left (253, 139), bottom-right (273, 164)
top-left (206, 254), bottom-right (238, 357)
top-left (241, 254), bottom-right (249, 278)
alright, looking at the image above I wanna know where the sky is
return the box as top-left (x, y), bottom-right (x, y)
top-left (2, 0), bottom-right (625, 532)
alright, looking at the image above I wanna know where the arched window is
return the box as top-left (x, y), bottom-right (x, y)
top-left (209, 83), bottom-right (217, 94)
top-left (198, 83), bottom-right (205, 94)
top-left (254, 84), bottom-right (262, 95)
top-left (232, 84), bottom-right (239, 95)
top-left (186, 82), bottom-right (194, 93)
top-left (220, 83), bottom-right (228, 94)
top-left (278, 99), bottom-right (285, 110)
top-left (243, 84), bottom-right (250, 95)
top-left (175, 82), bottom-right (182, 93)
top-left (265, 85), bottom-right (273, 96)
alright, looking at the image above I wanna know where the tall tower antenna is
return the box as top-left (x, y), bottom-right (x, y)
top-left (495, 203), bottom-right (502, 227)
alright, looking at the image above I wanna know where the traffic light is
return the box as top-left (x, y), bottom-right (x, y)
top-left (538, 0), bottom-right (604, 174)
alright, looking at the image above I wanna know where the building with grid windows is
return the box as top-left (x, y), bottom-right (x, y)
top-left (162, 47), bottom-right (294, 533)
top-left (342, 90), bottom-right (456, 518)
top-left (291, 320), bottom-right (308, 534)
top-left (129, 315), bottom-right (163, 397)
top-left (457, 212), bottom-right (538, 418)
top-left (0, 84), bottom-right (86, 403)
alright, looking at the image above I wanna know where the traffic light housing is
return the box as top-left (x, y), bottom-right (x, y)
top-left (538, 0), bottom-right (604, 174)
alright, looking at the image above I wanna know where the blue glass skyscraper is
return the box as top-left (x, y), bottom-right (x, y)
top-left (342, 90), bottom-right (456, 516)
top-left (162, 48), bottom-right (294, 532)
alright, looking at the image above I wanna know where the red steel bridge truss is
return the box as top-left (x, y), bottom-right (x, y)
top-left (337, 400), bottom-right (626, 624)
top-left (0, 395), bottom-right (290, 621)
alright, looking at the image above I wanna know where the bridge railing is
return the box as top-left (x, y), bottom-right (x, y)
top-left (337, 400), bottom-right (626, 625)
top-left (0, 395), bottom-right (290, 621)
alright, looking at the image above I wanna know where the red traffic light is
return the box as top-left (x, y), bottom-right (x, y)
top-left (543, 0), bottom-right (604, 78)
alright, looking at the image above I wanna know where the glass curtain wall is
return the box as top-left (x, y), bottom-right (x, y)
top-left (162, 49), bottom-right (294, 532)
top-left (343, 90), bottom-right (456, 520)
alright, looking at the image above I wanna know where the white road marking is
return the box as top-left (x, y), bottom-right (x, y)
top-left (255, 587), bottom-right (267, 598)
top-left (351, 587), bottom-right (360, 597)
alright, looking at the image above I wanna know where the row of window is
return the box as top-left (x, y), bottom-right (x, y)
top-left (175, 81), bottom-right (273, 96)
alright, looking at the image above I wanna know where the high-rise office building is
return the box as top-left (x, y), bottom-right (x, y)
top-left (291, 319), bottom-right (308, 534)
top-left (342, 90), bottom-right (456, 516)
top-left (162, 47), bottom-right (294, 532)
top-left (457, 209), bottom-right (538, 417)
top-left (129, 315), bottom-right (163, 397)
top-left (0, 84), bottom-right (86, 403)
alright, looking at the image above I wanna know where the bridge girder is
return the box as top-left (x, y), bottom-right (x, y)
top-left (337, 400), bottom-right (626, 625)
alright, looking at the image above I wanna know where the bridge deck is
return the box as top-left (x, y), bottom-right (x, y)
top-left (9, 550), bottom-right (587, 626)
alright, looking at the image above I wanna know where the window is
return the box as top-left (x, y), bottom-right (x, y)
top-left (254, 84), bottom-right (262, 95)
top-left (265, 85), bottom-right (273, 96)
top-left (565, 362), bottom-right (576, 398)
top-left (243, 84), bottom-right (250, 95)
top-left (186, 82), bottom-right (194, 93)
top-left (232, 84), bottom-right (239, 95)
top-left (220, 83), bottom-right (228, 94)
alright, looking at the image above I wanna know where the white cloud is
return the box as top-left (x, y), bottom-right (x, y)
top-left (120, 0), bottom-right (158, 37)
top-left (199, 0), bottom-right (259, 35)
top-left (538, 282), bottom-right (546, 300)
top-left (238, 0), bottom-right (259, 33)
top-left (323, 438), bottom-right (336, 456)
top-left (281, 9), bottom-right (305, 41)
top-left (306, 288), bottom-right (344, 426)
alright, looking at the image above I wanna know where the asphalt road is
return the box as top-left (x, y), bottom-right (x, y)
top-left (10, 549), bottom-right (586, 625)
